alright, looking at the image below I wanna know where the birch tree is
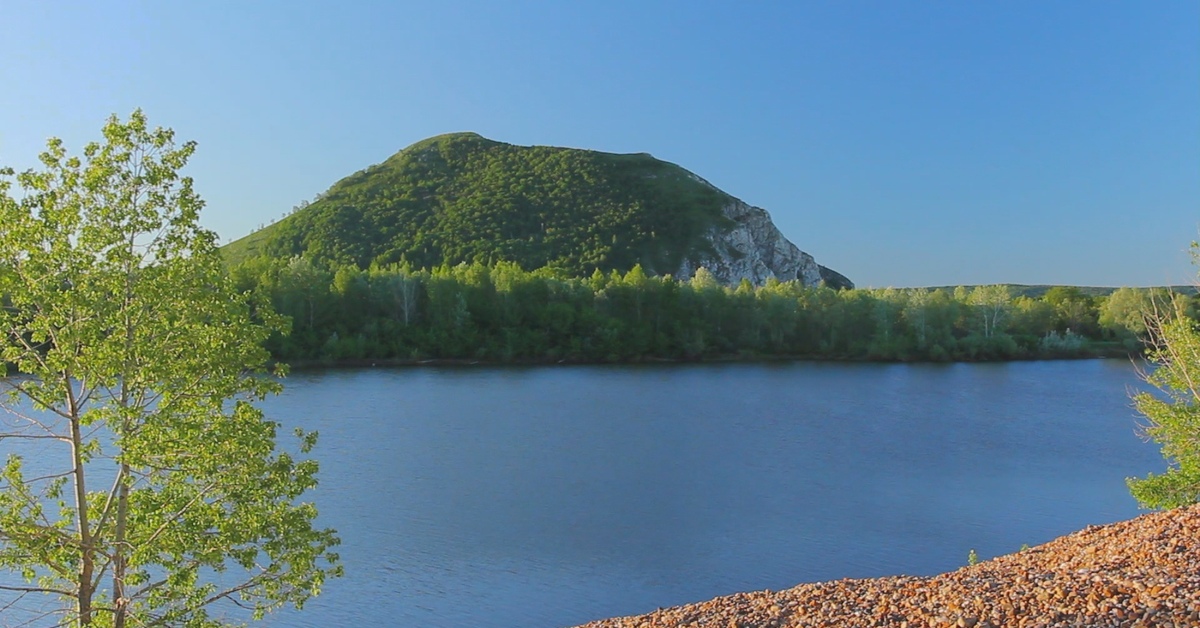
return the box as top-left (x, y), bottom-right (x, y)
top-left (0, 112), bottom-right (340, 627)
top-left (968, 285), bottom-right (1012, 338)
top-left (1128, 272), bottom-right (1200, 509)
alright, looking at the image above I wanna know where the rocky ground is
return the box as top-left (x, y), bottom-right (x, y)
top-left (576, 505), bottom-right (1200, 628)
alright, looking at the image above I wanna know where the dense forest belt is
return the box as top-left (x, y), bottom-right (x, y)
top-left (576, 506), bottom-right (1200, 628)
top-left (230, 258), bottom-right (1181, 364)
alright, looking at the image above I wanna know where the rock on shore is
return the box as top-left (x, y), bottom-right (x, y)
top-left (576, 505), bottom-right (1200, 628)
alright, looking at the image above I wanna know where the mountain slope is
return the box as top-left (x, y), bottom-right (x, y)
top-left (222, 132), bottom-right (851, 288)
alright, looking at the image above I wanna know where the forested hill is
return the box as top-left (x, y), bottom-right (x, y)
top-left (221, 132), bottom-right (850, 287)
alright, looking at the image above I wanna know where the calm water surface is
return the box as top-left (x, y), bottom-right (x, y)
top-left (260, 360), bottom-right (1160, 627)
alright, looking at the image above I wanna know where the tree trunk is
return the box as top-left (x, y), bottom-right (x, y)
top-left (69, 409), bottom-right (94, 625)
top-left (113, 464), bottom-right (130, 628)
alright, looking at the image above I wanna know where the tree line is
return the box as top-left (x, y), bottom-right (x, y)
top-left (229, 256), bottom-right (1181, 364)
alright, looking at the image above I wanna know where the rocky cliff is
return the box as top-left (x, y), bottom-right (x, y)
top-left (676, 197), bottom-right (847, 288)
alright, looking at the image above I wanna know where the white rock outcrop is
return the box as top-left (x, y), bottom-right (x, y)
top-left (676, 198), bottom-right (841, 288)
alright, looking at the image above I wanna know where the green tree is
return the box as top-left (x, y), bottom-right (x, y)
top-left (1044, 286), bottom-right (1098, 335)
top-left (901, 288), bottom-right (933, 349)
top-left (967, 285), bottom-right (1012, 339)
top-left (277, 256), bottom-right (331, 335)
top-left (369, 263), bottom-right (423, 327)
top-left (1128, 286), bottom-right (1200, 509)
top-left (1099, 287), bottom-right (1169, 343)
top-left (0, 112), bottom-right (340, 626)
top-left (1009, 296), bottom-right (1055, 338)
top-left (868, 288), bottom-right (905, 358)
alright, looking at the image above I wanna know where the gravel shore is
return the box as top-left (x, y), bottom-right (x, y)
top-left (576, 505), bottom-right (1200, 628)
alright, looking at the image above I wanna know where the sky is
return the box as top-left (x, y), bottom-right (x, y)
top-left (1, 1), bottom-right (1197, 288)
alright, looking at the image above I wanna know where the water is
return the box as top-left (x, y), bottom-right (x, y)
top-left (250, 359), bottom-right (1161, 627)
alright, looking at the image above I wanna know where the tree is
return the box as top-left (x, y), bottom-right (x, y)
top-left (1127, 282), bottom-right (1200, 510)
top-left (369, 263), bottom-right (422, 326)
top-left (902, 288), bottom-right (932, 349)
top-left (1099, 287), bottom-right (1169, 344)
top-left (967, 285), bottom-right (1012, 339)
top-left (1044, 286), bottom-right (1098, 335)
top-left (0, 111), bottom-right (340, 627)
top-left (277, 256), bottom-right (331, 335)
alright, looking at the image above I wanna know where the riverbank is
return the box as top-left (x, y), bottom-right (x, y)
top-left (576, 505), bottom-right (1199, 628)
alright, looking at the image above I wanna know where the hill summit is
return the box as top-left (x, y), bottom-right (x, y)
top-left (222, 132), bottom-right (852, 288)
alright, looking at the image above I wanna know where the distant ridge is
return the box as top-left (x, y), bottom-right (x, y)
top-left (222, 133), bottom-right (851, 288)
top-left (920, 285), bottom-right (1197, 298)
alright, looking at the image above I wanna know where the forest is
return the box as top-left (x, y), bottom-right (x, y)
top-left (229, 256), bottom-right (1180, 364)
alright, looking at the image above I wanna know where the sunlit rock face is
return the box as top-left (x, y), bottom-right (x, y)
top-left (676, 198), bottom-right (851, 289)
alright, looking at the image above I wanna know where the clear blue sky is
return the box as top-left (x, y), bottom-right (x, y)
top-left (1, 1), bottom-right (1196, 287)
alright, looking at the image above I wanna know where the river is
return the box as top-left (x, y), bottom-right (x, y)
top-left (254, 359), bottom-right (1161, 627)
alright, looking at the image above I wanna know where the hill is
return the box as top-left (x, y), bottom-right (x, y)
top-left (222, 132), bottom-right (851, 288)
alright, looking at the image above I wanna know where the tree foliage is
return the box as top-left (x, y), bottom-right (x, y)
top-left (0, 112), bottom-right (340, 627)
top-left (1128, 263), bottom-right (1200, 509)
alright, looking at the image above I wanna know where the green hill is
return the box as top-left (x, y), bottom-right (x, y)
top-left (222, 132), bottom-right (848, 286)
top-left (223, 132), bottom-right (741, 275)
